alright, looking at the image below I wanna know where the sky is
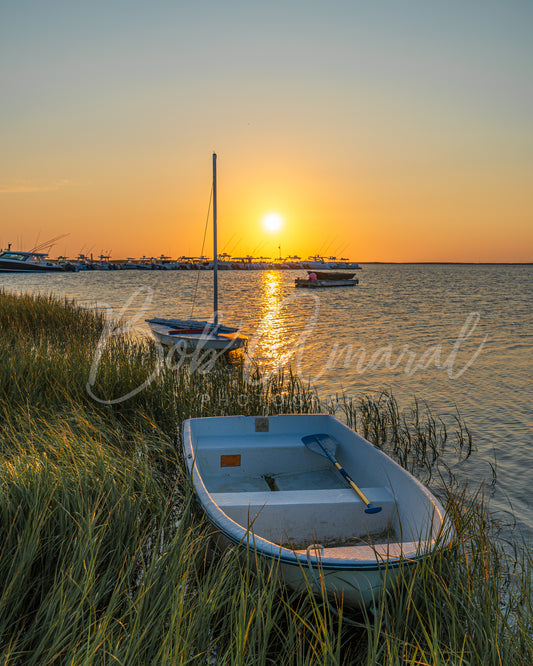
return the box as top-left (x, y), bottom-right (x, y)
top-left (1, 1), bottom-right (532, 262)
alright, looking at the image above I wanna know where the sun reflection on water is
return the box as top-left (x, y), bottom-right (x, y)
top-left (246, 270), bottom-right (321, 375)
top-left (254, 270), bottom-right (286, 366)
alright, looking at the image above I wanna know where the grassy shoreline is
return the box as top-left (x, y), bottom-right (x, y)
top-left (0, 289), bottom-right (531, 664)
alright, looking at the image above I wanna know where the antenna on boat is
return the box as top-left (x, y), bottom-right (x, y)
top-left (213, 152), bottom-right (218, 327)
top-left (30, 233), bottom-right (70, 254)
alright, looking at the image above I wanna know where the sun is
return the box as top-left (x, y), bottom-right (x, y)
top-left (262, 212), bottom-right (283, 233)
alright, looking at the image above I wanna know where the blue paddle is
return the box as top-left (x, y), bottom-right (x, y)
top-left (302, 434), bottom-right (382, 514)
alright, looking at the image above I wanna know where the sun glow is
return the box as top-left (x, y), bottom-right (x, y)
top-left (262, 212), bottom-right (283, 233)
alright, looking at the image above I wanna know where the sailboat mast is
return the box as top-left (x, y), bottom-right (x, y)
top-left (212, 152), bottom-right (218, 326)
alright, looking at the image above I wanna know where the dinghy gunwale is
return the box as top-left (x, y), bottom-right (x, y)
top-left (182, 415), bottom-right (451, 572)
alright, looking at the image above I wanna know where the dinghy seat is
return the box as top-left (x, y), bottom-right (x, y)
top-left (209, 486), bottom-right (396, 544)
top-left (196, 435), bottom-right (346, 487)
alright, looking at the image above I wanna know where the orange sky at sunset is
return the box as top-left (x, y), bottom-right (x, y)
top-left (1, 2), bottom-right (531, 263)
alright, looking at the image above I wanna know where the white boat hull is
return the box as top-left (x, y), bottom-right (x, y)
top-left (278, 556), bottom-right (395, 608)
top-left (147, 318), bottom-right (247, 352)
top-left (211, 517), bottom-right (404, 608)
top-left (183, 414), bottom-right (451, 608)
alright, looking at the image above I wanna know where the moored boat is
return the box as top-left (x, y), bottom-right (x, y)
top-left (147, 317), bottom-right (247, 351)
top-left (182, 414), bottom-right (452, 608)
top-left (295, 276), bottom-right (359, 288)
top-left (311, 271), bottom-right (356, 281)
top-left (0, 249), bottom-right (65, 272)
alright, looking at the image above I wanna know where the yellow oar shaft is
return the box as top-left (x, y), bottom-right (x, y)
top-left (333, 462), bottom-right (372, 506)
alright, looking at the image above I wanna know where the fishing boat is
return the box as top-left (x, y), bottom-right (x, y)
top-left (147, 154), bottom-right (247, 353)
top-left (0, 249), bottom-right (65, 272)
top-left (183, 414), bottom-right (451, 608)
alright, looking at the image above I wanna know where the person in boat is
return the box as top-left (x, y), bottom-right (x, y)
top-left (309, 272), bottom-right (317, 281)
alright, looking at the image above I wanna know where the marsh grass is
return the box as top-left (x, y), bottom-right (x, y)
top-left (0, 290), bottom-right (531, 664)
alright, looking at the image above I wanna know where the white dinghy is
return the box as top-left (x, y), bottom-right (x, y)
top-left (183, 414), bottom-right (452, 608)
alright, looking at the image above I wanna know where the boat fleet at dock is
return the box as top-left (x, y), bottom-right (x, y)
top-left (0, 248), bottom-right (362, 273)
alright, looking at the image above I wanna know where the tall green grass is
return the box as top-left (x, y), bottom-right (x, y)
top-left (0, 289), bottom-right (531, 664)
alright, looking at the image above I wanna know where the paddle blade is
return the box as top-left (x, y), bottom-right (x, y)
top-left (302, 433), bottom-right (338, 458)
top-left (303, 433), bottom-right (383, 515)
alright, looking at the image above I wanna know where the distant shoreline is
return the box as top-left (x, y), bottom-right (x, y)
top-left (361, 261), bottom-right (532, 266)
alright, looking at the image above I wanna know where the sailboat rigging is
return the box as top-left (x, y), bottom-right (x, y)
top-left (146, 153), bottom-right (247, 353)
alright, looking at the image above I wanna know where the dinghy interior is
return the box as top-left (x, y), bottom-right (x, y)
top-left (184, 415), bottom-right (447, 560)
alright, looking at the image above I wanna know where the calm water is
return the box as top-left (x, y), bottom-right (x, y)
top-left (2, 264), bottom-right (532, 543)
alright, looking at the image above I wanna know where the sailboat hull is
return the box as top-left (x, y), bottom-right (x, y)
top-left (147, 318), bottom-right (247, 351)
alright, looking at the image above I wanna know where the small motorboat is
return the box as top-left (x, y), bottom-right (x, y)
top-left (183, 414), bottom-right (451, 608)
top-left (311, 271), bottom-right (356, 281)
top-left (295, 271), bottom-right (359, 288)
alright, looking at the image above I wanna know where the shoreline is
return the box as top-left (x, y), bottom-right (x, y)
top-left (0, 289), bottom-right (531, 662)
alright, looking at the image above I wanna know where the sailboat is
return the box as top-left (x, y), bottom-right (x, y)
top-left (146, 153), bottom-right (247, 353)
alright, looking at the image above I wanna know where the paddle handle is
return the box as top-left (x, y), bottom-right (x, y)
top-left (314, 438), bottom-right (373, 507)
top-left (333, 462), bottom-right (372, 506)
top-left (303, 433), bottom-right (382, 514)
